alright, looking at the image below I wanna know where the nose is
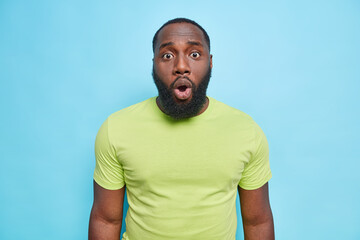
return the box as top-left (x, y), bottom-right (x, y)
top-left (173, 54), bottom-right (190, 76)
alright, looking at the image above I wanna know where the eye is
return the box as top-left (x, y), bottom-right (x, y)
top-left (190, 52), bottom-right (200, 58)
top-left (162, 53), bottom-right (174, 60)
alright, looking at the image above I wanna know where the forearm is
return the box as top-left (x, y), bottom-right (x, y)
top-left (243, 217), bottom-right (274, 240)
top-left (89, 210), bottom-right (122, 240)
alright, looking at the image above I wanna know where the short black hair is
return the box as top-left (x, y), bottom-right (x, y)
top-left (152, 18), bottom-right (210, 53)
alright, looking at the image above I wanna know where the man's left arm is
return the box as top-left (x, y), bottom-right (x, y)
top-left (238, 183), bottom-right (274, 240)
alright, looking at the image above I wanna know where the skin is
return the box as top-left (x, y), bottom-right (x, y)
top-left (89, 22), bottom-right (274, 240)
top-left (153, 23), bottom-right (212, 114)
top-left (89, 181), bottom-right (125, 240)
top-left (239, 183), bottom-right (275, 240)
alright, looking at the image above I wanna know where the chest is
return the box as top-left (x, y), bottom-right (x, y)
top-left (113, 121), bottom-right (253, 191)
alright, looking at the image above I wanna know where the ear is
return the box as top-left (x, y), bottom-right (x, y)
top-left (210, 54), bottom-right (213, 69)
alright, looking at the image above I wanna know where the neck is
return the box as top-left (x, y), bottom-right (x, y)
top-left (156, 97), bottom-right (209, 118)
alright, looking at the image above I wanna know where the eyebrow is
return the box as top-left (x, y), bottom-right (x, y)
top-left (158, 41), bottom-right (204, 51)
top-left (159, 42), bottom-right (174, 50)
top-left (187, 41), bottom-right (203, 47)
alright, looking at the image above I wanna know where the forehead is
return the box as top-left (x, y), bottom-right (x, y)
top-left (156, 23), bottom-right (207, 50)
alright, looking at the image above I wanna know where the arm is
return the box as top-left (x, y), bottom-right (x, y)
top-left (89, 181), bottom-right (125, 240)
top-left (238, 183), bottom-right (274, 240)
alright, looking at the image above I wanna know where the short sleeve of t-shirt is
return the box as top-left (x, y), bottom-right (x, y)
top-left (238, 122), bottom-right (272, 190)
top-left (93, 118), bottom-right (125, 190)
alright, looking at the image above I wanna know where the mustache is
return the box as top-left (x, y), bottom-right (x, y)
top-left (170, 76), bottom-right (195, 89)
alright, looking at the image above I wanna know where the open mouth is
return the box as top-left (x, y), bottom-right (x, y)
top-left (172, 78), bottom-right (193, 100)
top-left (177, 85), bottom-right (188, 92)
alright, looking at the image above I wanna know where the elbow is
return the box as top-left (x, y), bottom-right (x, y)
top-left (242, 210), bottom-right (274, 227)
top-left (90, 207), bottom-right (123, 226)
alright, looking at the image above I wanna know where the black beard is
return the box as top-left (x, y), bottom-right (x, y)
top-left (152, 66), bottom-right (212, 120)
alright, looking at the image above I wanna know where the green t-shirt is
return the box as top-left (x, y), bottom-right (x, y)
top-left (94, 97), bottom-right (272, 240)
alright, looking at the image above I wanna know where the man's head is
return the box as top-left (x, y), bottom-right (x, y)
top-left (152, 18), bottom-right (211, 53)
top-left (152, 18), bottom-right (213, 120)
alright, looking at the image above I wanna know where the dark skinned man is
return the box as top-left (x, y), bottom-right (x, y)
top-left (89, 18), bottom-right (274, 240)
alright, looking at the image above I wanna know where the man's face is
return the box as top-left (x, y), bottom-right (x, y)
top-left (153, 22), bottom-right (213, 120)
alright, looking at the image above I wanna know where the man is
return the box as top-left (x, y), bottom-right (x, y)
top-left (89, 18), bottom-right (274, 240)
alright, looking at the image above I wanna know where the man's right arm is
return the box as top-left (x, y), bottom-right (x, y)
top-left (89, 181), bottom-right (125, 240)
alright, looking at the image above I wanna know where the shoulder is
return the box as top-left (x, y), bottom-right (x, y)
top-left (210, 97), bottom-right (255, 124)
top-left (106, 97), bottom-right (156, 125)
top-left (100, 97), bottom-right (156, 135)
top-left (209, 97), bottom-right (265, 140)
top-left (109, 97), bottom-right (155, 120)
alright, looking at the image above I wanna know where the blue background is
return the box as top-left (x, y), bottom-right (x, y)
top-left (1, 0), bottom-right (359, 239)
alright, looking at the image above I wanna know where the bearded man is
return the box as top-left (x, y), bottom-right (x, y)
top-left (89, 18), bottom-right (274, 240)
